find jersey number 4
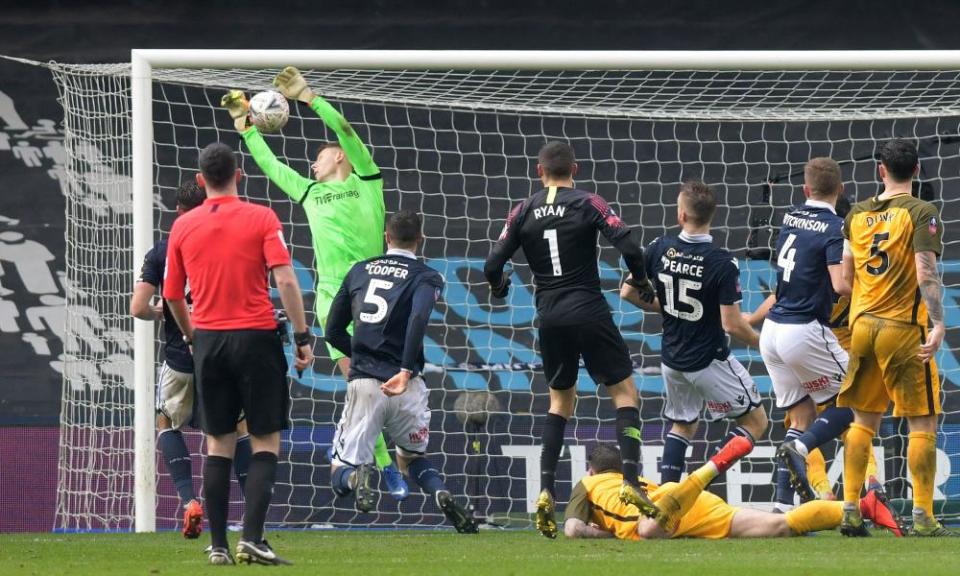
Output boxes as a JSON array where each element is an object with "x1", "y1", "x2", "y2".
[
  {"x1": 777, "y1": 233, "x2": 798, "y2": 282},
  {"x1": 360, "y1": 279, "x2": 394, "y2": 323},
  {"x1": 658, "y1": 273, "x2": 704, "y2": 321}
]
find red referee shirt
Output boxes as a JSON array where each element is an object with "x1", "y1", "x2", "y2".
[{"x1": 162, "y1": 195, "x2": 291, "y2": 330}]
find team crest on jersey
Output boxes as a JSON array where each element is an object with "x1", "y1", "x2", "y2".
[
  {"x1": 666, "y1": 247, "x2": 677, "y2": 258},
  {"x1": 930, "y1": 217, "x2": 939, "y2": 234}
]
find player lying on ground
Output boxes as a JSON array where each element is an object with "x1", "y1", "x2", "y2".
[
  {"x1": 563, "y1": 441, "x2": 903, "y2": 540},
  {"x1": 484, "y1": 141, "x2": 658, "y2": 538},
  {"x1": 744, "y1": 191, "x2": 882, "y2": 508},
  {"x1": 324, "y1": 210, "x2": 478, "y2": 532},
  {"x1": 838, "y1": 139, "x2": 955, "y2": 537},
  {"x1": 130, "y1": 179, "x2": 251, "y2": 539},
  {"x1": 222, "y1": 67, "x2": 408, "y2": 501},
  {"x1": 621, "y1": 180, "x2": 767, "y2": 487}
]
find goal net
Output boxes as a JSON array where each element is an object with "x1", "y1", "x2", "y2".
[{"x1": 48, "y1": 55, "x2": 960, "y2": 531}]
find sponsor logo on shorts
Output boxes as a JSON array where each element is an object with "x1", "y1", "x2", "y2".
[
  {"x1": 803, "y1": 375, "x2": 831, "y2": 393},
  {"x1": 409, "y1": 426, "x2": 429, "y2": 444},
  {"x1": 706, "y1": 400, "x2": 733, "y2": 414}
]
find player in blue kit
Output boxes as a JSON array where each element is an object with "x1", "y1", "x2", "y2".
[
  {"x1": 130, "y1": 179, "x2": 252, "y2": 539},
  {"x1": 757, "y1": 159, "x2": 865, "y2": 512},
  {"x1": 324, "y1": 210, "x2": 478, "y2": 533},
  {"x1": 621, "y1": 181, "x2": 768, "y2": 484}
]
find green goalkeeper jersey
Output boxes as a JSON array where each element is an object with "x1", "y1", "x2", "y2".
[{"x1": 241, "y1": 95, "x2": 385, "y2": 297}]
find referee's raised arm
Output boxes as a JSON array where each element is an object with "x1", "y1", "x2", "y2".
[{"x1": 162, "y1": 142, "x2": 311, "y2": 566}]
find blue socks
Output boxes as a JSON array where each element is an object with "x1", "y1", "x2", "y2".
[
  {"x1": 660, "y1": 432, "x2": 690, "y2": 483},
  {"x1": 234, "y1": 434, "x2": 252, "y2": 496},
  {"x1": 158, "y1": 429, "x2": 195, "y2": 506},
  {"x1": 797, "y1": 406, "x2": 855, "y2": 452},
  {"x1": 776, "y1": 427, "x2": 803, "y2": 508},
  {"x1": 407, "y1": 457, "x2": 447, "y2": 496}
]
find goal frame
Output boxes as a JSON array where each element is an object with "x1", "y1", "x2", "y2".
[{"x1": 130, "y1": 49, "x2": 960, "y2": 532}]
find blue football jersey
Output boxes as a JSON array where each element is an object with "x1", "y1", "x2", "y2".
[
  {"x1": 645, "y1": 233, "x2": 742, "y2": 372},
  {"x1": 767, "y1": 201, "x2": 844, "y2": 325},
  {"x1": 326, "y1": 250, "x2": 444, "y2": 382},
  {"x1": 138, "y1": 239, "x2": 193, "y2": 373}
]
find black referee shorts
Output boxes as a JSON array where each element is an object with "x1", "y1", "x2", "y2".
[
  {"x1": 539, "y1": 316, "x2": 634, "y2": 391},
  {"x1": 192, "y1": 328, "x2": 289, "y2": 436}
]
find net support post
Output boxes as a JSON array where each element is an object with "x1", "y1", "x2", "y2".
[{"x1": 131, "y1": 49, "x2": 156, "y2": 533}]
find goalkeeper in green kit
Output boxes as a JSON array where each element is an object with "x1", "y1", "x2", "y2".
[{"x1": 221, "y1": 67, "x2": 409, "y2": 501}]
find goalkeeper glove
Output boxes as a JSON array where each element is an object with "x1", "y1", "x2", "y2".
[
  {"x1": 490, "y1": 275, "x2": 511, "y2": 299},
  {"x1": 273, "y1": 66, "x2": 316, "y2": 104},
  {"x1": 220, "y1": 90, "x2": 251, "y2": 131},
  {"x1": 625, "y1": 275, "x2": 656, "y2": 304}
]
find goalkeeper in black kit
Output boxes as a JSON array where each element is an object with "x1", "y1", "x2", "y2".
[{"x1": 483, "y1": 141, "x2": 657, "y2": 538}]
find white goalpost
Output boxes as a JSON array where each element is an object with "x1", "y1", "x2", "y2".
[{"x1": 47, "y1": 50, "x2": 960, "y2": 533}]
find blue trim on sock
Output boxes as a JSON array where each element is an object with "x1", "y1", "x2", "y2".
[
  {"x1": 406, "y1": 457, "x2": 447, "y2": 495},
  {"x1": 158, "y1": 429, "x2": 195, "y2": 505},
  {"x1": 332, "y1": 466, "x2": 355, "y2": 497}
]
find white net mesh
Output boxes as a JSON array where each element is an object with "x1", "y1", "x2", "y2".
[{"x1": 50, "y1": 62, "x2": 960, "y2": 531}]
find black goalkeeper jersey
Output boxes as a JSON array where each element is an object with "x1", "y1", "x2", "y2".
[{"x1": 484, "y1": 186, "x2": 646, "y2": 327}]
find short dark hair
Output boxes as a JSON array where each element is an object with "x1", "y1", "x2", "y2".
[
  {"x1": 538, "y1": 141, "x2": 576, "y2": 179},
  {"x1": 679, "y1": 180, "x2": 716, "y2": 227},
  {"x1": 879, "y1": 139, "x2": 918, "y2": 183},
  {"x1": 198, "y1": 142, "x2": 237, "y2": 188},
  {"x1": 316, "y1": 142, "x2": 341, "y2": 155},
  {"x1": 588, "y1": 444, "x2": 622, "y2": 474},
  {"x1": 805, "y1": 157, "x2": 842, "y2": 198},
  {"x1": 176, "y1": 179, "x2": 205, "y2": 211},
  {"x1": 835, "y1": 194, "x2": 851, "y2": 219},
  {"x1": 387, "y1": 209, "x2": 422, "y2": 246}
]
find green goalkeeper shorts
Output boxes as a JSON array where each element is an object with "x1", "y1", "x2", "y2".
[{"x1": 315, "y1": 287, "x2": 352, "y2": 362}]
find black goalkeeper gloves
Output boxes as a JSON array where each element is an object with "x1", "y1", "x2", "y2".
[
  {"x1": 625, "y1": 275, "x2": 656, "y2": 304},
  {"x1": 490, "y1": 275, "x2": 511, "y2": 299}
]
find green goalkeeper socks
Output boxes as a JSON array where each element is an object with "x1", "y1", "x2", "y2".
[{"x1": 374, "y1": 433, "x2": 393, "y2": 470}]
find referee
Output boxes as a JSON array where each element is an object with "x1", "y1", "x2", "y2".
[{"x1": 163, "y1": 142, "x2": 313, "y2": 566}]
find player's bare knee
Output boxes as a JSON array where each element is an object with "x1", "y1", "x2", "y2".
[
  {"x1": 608, "y1": 377, "x2": 639, "y2": 408},
  {"x1": 907, "y1": 414, "x2": 937, "y2": 434},
  {"x1": 396, "y1": 454, "x2": 414, "y2": 476},
  {"x1": 156, "y1": 413, "x2": 171, "y2": 430},
  {"x1": 739, "y1": 404, "x2": 768, "y2": 438},
  {"x1": 548, "y1": 388, "x2": 577, "y2": 419},
  {"x1": 670, "y1": 420, "x2": 698, "y2": 440}
]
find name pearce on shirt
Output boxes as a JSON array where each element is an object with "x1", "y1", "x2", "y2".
[
  {"x1": 365, "y1": 258, "x2": 411, "y2": 279},
  {"x1": 783, "y1": 211, "x2": 831, "y2": 233},
  {"x1": 661, "y1": 247, "x2": 706, "y2": 277}
]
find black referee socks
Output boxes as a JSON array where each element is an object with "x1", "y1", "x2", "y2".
[
  {"x1": 203, "y1": 455, "x2": 232, "y2": 549},
  {"x1": 243, "y1": 451, "x2": 278, "y2": 544}
]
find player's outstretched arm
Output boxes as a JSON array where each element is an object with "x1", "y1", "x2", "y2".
[
  {"x1": 721, "y1": 303, "x2": 760, "y2": 348},
  {"x1": 916, "y1": 250, "x2": 945, "y2": 362},
  {"x1": 221, "y1": 90, "x2": 316, "y2": 204},
  {"x1": 827, "y1": 264, "x2": 851, "y2": 297},
  {"x1": 274, "y1": 66, "x2": 379, "y2": 178},
  {"x1": 742, "y1": 293, "x2": 776, "y2": 327},
  {"x1": 324, "y1": 278, "x2": 354, "y2": 359},
  {"x1": 563, "y1": 518, "x2": 615, "y2": 539}
]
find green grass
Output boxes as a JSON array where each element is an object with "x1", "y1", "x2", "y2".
[{"x1": 1, "y1": 530, "x2": 958, "y2": 576}]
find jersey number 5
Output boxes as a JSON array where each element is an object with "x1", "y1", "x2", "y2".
[
  {"x1": 360, "y1": 279, "x2": 394, "y2": 323},
  {"x1": 866, "y1": 232, "x2": 890, "y2": 276},
  {"x1": 658, "y1": 273, "x2": 704, "y2": 321}
]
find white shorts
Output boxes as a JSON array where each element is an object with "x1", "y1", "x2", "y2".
[
  {"x1": 662, "y1": 355, "x2": 761, "y2": 423},
  {"x1": 331, "y1": 377, "x2": 431, "y2": 467},
  {"x1": 760, "y1": 319, "x2": 848, "y2": 408},
  {"x1": 156, "y1": 363, "x2": 194, "y2": 430}
]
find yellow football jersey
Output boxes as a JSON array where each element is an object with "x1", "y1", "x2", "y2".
[
  {"x1": 830, "y1": 295, "x2": 852, "y2": 350},
  {"x1": 844, "y1": 195, "x2": 942, "y2": 326}
]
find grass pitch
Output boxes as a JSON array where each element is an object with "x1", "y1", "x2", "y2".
[{"x1": 1, "y1": 529, "x2": 958, "y2": 576}]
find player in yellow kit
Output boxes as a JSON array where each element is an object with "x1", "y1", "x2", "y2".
[
  {"x1": 838, "y1": 139, "x2": 954, "y2": 537},
  {"x1": 563, "y1": 442, "x2": 901, "y2": 540}
]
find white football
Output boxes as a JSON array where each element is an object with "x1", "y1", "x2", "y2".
[{"x1": 248, "y1": 90, "x2": 289, "y2": 133}]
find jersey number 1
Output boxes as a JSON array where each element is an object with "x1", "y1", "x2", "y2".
[
  {"x1": 543, "y1": 229, "x2": 562, "y2": 276},
  {"x1": 360, "y1": 279, "x2": 394, "y2": 323}
]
